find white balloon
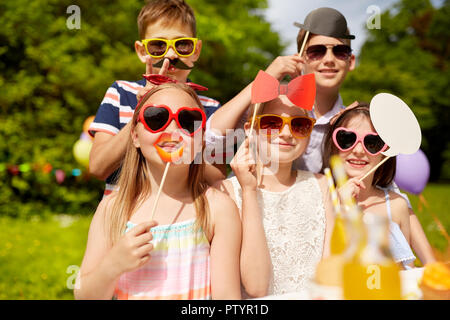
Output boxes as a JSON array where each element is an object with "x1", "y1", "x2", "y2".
[{"x1": 369, "y1": 93, "x2": 421, "y2": 156}]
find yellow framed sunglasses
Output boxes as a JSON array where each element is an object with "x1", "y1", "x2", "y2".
[
  {"x1": 141, "y1": 37, "x2": 198, "y2": 58},
  {"x1": 255, "y1": 114, "x2": 316, "y2": 139}
]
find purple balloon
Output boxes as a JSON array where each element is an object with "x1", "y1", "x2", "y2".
[
  {"x1": 80, "y1": 132, "x2": 91, "y2": 141},
  {"x1": 394, "y1": 149, "x2": 430, "y2": 195}
]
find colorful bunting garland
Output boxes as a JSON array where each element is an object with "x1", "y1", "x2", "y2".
[
  {"x1": 1, "y1": 116, "x2": 96, "y2": 185},
  {"x1": 0, "y1": 162, "x2": 90, "y2": 184}
]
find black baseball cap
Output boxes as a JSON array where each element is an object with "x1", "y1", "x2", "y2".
[{"x1": 294, "y1": 7, "x2": 355, "y2": 40}]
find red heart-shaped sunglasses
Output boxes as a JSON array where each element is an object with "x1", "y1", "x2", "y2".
[{"x1": 138, "y1": 104, "x2": 206, "y2": 136}]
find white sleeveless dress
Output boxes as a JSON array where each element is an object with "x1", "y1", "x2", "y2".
[{"x1": 229, "y1": 170, "x2": 326, "y2": 296}]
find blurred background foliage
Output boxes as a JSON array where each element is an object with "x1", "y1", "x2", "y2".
[
  {"x1": 0, "y1": 0, "x2": 448, "y2": 219},
  {"x1": 0, "y1": 0, "x2": 283, "y2": 218},
  {"x1": 340, "y1": 0, "x2": 450, "y2": 181}
]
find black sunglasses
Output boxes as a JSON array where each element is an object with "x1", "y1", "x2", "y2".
[{"x1": 305, "y1": 44, "x2": 352, "y2": 61}]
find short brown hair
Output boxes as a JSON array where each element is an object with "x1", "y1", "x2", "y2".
[
  {"x1": 137, "y1": 0, "x2": 197, "y2": 39},
  {"x1": 296, "y1": 29, "x2": 352, "y2": 53},
  {"x1": 321, "y1": 102, "x2": 396, "y2": 188}
]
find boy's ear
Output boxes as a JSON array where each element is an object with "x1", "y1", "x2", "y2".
[
  {"x1": 191, "y1": 39, "x2": 202, "y2": 62},
  {"x1": 135, "y1": 41, "x2": 148, "y2": 64},
  {"x1": 348, "y1": 53, "x2": 356, "y2": 71}
]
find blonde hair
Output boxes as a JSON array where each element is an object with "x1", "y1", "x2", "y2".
[
  {"x1": 106, "y1": 83, "x2": 210, "y2": 245},
  {"x1": 137, "y1": 0, "x2": 197, "y2": 39}
]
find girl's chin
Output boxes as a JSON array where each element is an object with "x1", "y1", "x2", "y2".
[{"x1": 147, "y1": 150, "x2": 195, "y2": 166}]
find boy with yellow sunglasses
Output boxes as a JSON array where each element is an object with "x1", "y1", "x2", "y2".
[{"x1": 88, "y1": 0, "x2": 225, "y2": 196}]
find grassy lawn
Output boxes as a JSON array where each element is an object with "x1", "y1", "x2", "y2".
[
  {"x1": 406, "y1": 182, "x2": 450, "y2": 258},
  {"x1": 0, "y1": 183, "x2": 449, "y2": 300},
  {"x1": 0, "y1": 214, "x2": 91, "y2": 299}
]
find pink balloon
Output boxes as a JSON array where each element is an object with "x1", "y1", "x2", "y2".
[
  {"x1": 55, "y1": 169, "x2": 66, "y2": 184},
  {"x1": 394, "y1": 149, "x2": 430, "y2": 195}
]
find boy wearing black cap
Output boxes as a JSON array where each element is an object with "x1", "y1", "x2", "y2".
[{"x1": 292, "y1": 7, "x2": 356, "y2": 173}]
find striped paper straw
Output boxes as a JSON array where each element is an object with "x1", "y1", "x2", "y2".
[
  {"x1": 324, "y1": 167, "x2": 341, "y2": 217},
  {"x1": 330, "y1": 155, "x2": 360, "y2": 220}
]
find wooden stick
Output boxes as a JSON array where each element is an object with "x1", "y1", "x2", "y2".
[
  {"x1": 248, "y1": 103, "x2": 262, "y2": 186},
  {"x1": 248, "y1": 102, "x2": 260, "y2": 144},
  {"x1": 358, "y1": 156, "x2": 391, "y2": 183},
  {"x1": 298, "y1": 30, "x2": 310, "y2": 57},
  {"x1": 150, "y1": 162, "x2": 171, "y2": 221}
]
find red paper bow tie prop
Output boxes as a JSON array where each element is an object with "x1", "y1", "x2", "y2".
[
  {"x1": 143, "y1": 74, "x2": 208, "y2": 91},
  {"x1": 251, "y1": 70, "x2": 316, "y2": 110}
]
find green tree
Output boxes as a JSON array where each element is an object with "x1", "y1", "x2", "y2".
[
  {"x1": 341, "y1": 0, "x2": 450, "y2": 181},
  {"x1": 0, "y1": 0, "x2": 283, "y2": 217}
]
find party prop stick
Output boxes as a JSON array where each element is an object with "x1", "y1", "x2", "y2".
[
  {"x1": 248, "y1": 102, "x2": 263, "y2": 187},
  {"x1": 324, "y1": 168, "x2": 341, "y2": 216},
  {"x1": 298, "y1": 30, "x2": 309, "y2": 57},
  {"x1": 359, "y1": 93, "x2": 422, "y2": 183},
  {"x1": 248, "y1": 102, "x2": 261, "y2": 145},
  {"x1": 150, "y1": 162, "x2": 170, "y2": 221},
  {"x1": 151, "y1": 133, "x2": 184, "y2": 221},
  {"x1": 358, "y1": 155, "x2": 391, "y2": 183}
]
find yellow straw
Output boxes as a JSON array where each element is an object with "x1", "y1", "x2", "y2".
[
  {"x1": 330, "y1": 155, "x2": 361, "y2": 222},
  {"x1": 325, "y1": 167, "x2": 348, "y2": 254},
  {"x1": 324, "y1": 167, "x2": 341, "y2": 217}
]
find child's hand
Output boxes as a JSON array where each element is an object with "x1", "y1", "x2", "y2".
[
  {"x1": 264, "y1": 55, "x2": 303, "y2": 80},
  {"x1": 338, "y1": 177, "x2": 366, "y2": 202},
  {"x1": 136, "y1": 57, "x2": 170, "y2": 101},
  {"x1": 231, "y1": 138, "x2": 257, "y2": 191},
  {"x1": 104, "y1": 220, "x2": 158, "y2": 278}
]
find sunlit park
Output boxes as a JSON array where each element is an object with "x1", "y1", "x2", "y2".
[{"x1": 0, "y1": 0, "x2": 449, "y2": 300}]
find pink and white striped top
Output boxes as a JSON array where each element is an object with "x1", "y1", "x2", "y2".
[{"x1": 113, "y1": 218, "x2": 211, "y2": 300}]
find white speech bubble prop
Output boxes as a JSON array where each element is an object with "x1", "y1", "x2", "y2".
[
  {"x1": 359, "y1": 93, "x2": 421, "y2": 182},
  {"x1": 370, "y1": 93, "x2": 421, "y2": 157}
]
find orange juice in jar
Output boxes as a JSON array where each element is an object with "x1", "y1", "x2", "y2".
[
  {"x1": 342, "y1": 212, "x2": 401, "y2": 300},
  {"x1": 343, "y1": 261, "x2": 401, "y2": 300}
]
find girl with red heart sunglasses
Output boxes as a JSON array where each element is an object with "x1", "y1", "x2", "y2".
[{"x1": 76, "y1": 83, "x2": 241, "y2": 300}]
